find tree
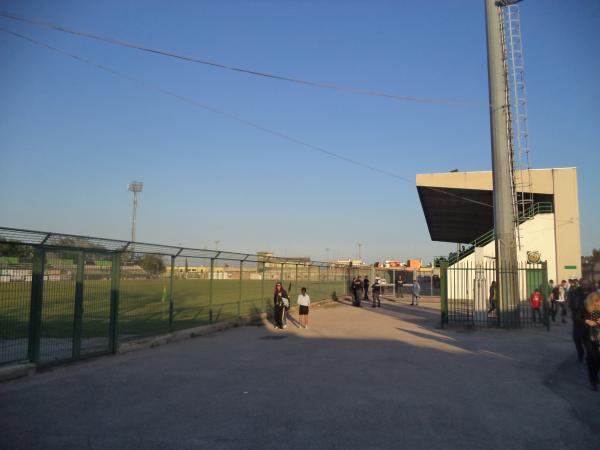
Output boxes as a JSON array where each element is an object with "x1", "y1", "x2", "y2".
[
  {"x1": 434, "y1": 256, "x2": 449, "y2": 267},
  {"x1": 136, "y1": 254, "x2": 166, "y2": 277},
  {"x1": 0, "y1": 240, "x2": 34, "y2": 261}
]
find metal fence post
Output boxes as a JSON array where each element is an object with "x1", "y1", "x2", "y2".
[
  {"x1": 541, "y1": 261, "x2": 550, "y2": 331},
  {"x1": 109, "y1": 252, "x2": 121, "y2": 353},
  {"x1": 317, "y1": 265, "x2": 321, "y2": 300},
  {"x1": 209, "y1": 258, "x2": 215, "y2": 323},
  {"x1": 430, "y1": 273, "x2": 433, "y2": 297},
  {"x1": 346, "y1": 266, "x2": 351, "y2": 296},
  {"x1": 27, "y1": 247, "x2": 45, "y2": 364},
  {"x1": 169, "y1": 255, "x2": 175, "y2": 331},
  {"x1": 261, "y1": 261, "x2": 266, "y2": 313},
  {"x1": 72, "y1": 251, "x2": 85, "y2": 359},
  {"x1": 238, "y1": 260, "x2": 243, "y2": 317},
  {"x1": 440, "y1": 261, "x2": 449, "y2": 328},
  {"x1": 295, "y1": 264, "x2": 298, "y2": 288}
]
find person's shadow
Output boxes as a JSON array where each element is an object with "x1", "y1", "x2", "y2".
[{"x1": 285, "y1": 310, "x2": 302, "y2": 328}]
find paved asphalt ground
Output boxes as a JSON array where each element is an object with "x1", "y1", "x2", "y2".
[{"x1": 1, "y1": 295, "x2": 599, "y2": 450}]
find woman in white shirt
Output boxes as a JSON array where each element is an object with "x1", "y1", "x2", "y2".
[{"x1": 297, "y1": 287, "x2": 311, "y2": 329}]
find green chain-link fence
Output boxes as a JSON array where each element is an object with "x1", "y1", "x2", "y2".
[{"x1": 0, "y1": 227, "x2": 352, "y2": 367}]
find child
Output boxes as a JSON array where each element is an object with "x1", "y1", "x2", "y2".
[
  {"x1": 297, "y1": 287, "x2": 311, "y2": 329},
  {"x1": 530, "y1": 288, "x2": 543, "y2": 323}
]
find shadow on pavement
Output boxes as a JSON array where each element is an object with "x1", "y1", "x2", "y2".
[{"x1": 1, "y1": 296, "x2": 597, "y2": 450}]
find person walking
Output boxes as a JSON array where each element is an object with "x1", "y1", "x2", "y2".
[
  {"x1": 297, "y1": 287, "x2": 311, "y2": 329},
  {"x1": 583, "y1": 291, "x2": 600, "y2": 391},
  {"x1": 372, "y1": 278, "x2": 381, "y2": 308},
  {"x1": 549, "y1": 280, "x2": 558, "y2": 323},
  {"x1": 396, "y1": 275, "x2": 404, "y2": 298},
  {"x1": 273, "y1": 282, "x2": 289, "y2": 330},
  {"x1": 411, "y1": 279, "x2": 421, "y2": 306},
  {"x1": 363, "y1": 276, "x2": 370, "y2": 302},
  {"x1": 569, "y1": 279, "x2": 591, "y2": 362},
  {"x1": 557, "y1": 280, "x2": 568, "y2": 324},
  {"x1": 487, "y1": 281, "x2": 497, "y2": 315}
]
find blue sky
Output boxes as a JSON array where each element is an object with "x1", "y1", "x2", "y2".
[{"x1": 0, "y1": 0, "x2": 598, "y2": 263}]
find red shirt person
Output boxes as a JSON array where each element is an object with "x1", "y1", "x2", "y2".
[{"x1": 530, "y1": 289, "x2": 543, "y2": 323}]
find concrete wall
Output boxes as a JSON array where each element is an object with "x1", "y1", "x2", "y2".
[
  {"x1": 518, "y1": 213, "x2": 557, "y2": 282},
  {"x1": 551, "y1": 169, "x2": 582, "y2": 281},
  {"x1": 416, "y1": 168, "x2": 557, "y2": 193}
]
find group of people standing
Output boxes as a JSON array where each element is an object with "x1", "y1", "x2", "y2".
[
  {"x1": 273, "y1": 273, "x2": 600, "y2": 391},
  {"x1": 567, "y1": 278, "x2": 600, "y2": 391},
  {"x1": 487, "y1": 277, "x2": 600, "y2": 391},
  {"x1": 350, "y1": 275, "x2": 421, "y2": 307},
  {"x1": 350, "y1": 276, "x2": 382, "y2": 308},
  {"x1": 273, "y1": 283, "x2": 311, "y2": 330}
]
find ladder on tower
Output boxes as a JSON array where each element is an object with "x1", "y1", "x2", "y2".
[{"x1": 500, "y1": 3, "x2": 534, "y2": 249}]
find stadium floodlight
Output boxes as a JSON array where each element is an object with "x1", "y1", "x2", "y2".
[{"x1": 128, "y1": 181, "x2": 144, "y2": 245}]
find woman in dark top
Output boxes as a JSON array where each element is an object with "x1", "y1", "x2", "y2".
[
  {"x1": 583, "y1": 291, "x2": 600, "y2": 391},
  {"x1": 273, "y1": 282, "x2": 288, "y2": 330}
]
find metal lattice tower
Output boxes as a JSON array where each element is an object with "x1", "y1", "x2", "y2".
[{"x1": 501, "y1": 3, "x2": 534, "y2": 246}]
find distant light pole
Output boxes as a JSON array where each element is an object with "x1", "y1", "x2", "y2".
[
  {"x1": 127, "y1": 181, "x2": 143, "y2": 248},
  {"x1": 357, "y1": 243, "x2": 362, "y2": 263},
  {"x1": 214, "y1": 240, "x2": 220, "y2": 251},
  {"x1": 325, "y1": 248, "x2": 331, "y2": 262}
]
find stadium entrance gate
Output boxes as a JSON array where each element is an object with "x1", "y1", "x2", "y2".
[{"x1": 439, "y1": 260, "x2": 550, "y2": 329}]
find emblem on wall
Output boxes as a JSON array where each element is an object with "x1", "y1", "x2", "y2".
[{"x1": 527, "y1": 251, "x2": 541, "y2": 264}]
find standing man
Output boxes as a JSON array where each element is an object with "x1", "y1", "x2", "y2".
[
  {"x1": 411, "y1": 279, "x2": 421, "y2": 306},
  {"x1": 396, "y1": 275, "x2": 404, "y2": 298},
  {"x1": 549, "y1": 280, "x2": 558, "y2": 323},
  {"x1": 557, "y1": 280, "x2": 568, "y2": 324},
  {"x1": 352, "y1": 276, "x2": 363, "y2": 307},
  {"x1": 363, "y1": 276, "x2": 370, "y2": 302},
  {"x1": 372, "y1": 278, "x2": 381, "y2": 308}
]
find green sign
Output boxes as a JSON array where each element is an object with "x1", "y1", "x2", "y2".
[{"x1": 564, "y1": 265, "x2": 577, "y2": 270}]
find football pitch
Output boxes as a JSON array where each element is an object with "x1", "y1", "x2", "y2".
[{"x1": 1, "y1": 278, "x2": 346, "y2": 341}]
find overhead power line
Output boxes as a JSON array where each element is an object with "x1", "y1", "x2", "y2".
[
  {"x1": 0, "y1": 10, "x2": 484, "y2": 108},
  {"x1": 0, "y1": 26, "x2": 492, "y2": 209}
]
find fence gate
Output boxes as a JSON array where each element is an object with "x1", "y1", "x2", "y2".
[
  {"x1": 440, "y1": 261, "x2": 550, "y2": 329},
  {"x1": 36, "y1": 249, "x2": 117, "y2": 365}
]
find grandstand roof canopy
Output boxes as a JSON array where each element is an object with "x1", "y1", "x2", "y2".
[{"x1": 416, "y1": 170, "x2": 555, "y2": 244}]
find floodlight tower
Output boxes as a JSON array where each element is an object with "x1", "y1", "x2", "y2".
[
  {"x1": 128, "y1": 181, "x2": 144, "y2": 245},
  {"x1": 485, "y1": 0, "x2": 521, "y2": 326},
  {"x1": 502, "y1": 1, "x2": 534, "y2": 243}
]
